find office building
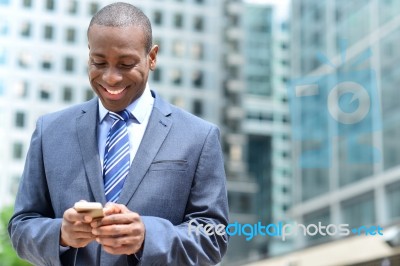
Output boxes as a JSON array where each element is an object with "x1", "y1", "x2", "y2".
[
  {"x1": 222, "y1": 0, "x2": 291, "y2": 263},
  {"x1": 287, "y1": 0, "x2": 400, "y2": 256}
]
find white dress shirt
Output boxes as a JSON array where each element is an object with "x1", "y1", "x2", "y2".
[{"x1": 97, "y1": 83, "x2": 154, "y2": 170}]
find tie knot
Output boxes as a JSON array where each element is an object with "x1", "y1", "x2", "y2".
[{"x1": 109, "y1": 110, "x2": 131, "y2": 122}]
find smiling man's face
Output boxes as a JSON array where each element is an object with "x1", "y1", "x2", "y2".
[{"x1": 87, "y1": 24, "x2": 158, "y2": 112}]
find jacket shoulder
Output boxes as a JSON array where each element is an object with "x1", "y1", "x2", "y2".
[{"x1": 40, "y1": 98, "x2": 97, "y2": 122}]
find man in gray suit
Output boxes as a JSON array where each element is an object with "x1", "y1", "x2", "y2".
[{"x1": 8, "y1": 2, "x2": 229, "y2": 265}]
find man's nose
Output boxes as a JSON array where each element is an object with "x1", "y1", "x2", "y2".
[{"x1": 103, "y1": 67, "x2": 123, "y2": 85}]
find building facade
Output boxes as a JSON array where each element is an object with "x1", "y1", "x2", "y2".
[
  {"x1": 222, "y1": 0, "x2": 291, "y2": 263},
  {"x1": 288, "y1": 0, "x2": 400, "y2": 253}
]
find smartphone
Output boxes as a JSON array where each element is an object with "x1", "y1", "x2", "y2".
[{"x1": 74, "y1": 202, "x2": 104, "y2": 218}]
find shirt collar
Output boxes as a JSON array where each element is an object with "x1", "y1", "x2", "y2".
[{"x1": 98, "y1": 83, "x2": 153, "y2": 124}]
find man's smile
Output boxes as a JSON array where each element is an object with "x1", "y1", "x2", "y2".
[{"x1": 101, "y1": 85, "x2": 127, "y2": 95}]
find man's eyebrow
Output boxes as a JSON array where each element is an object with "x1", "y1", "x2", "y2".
[
  {"x1": 89, "y1": 53, "x2": 106, "y2": 58},
  {"x1": 118, "y1": 54, "x2": 139, "y2": 59},
  {"x1": 89, "y1": 53, "x2": 139, "y2": 59}
]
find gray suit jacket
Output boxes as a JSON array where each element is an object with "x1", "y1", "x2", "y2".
[{"x1": 8, "y1": 91, "x2": 229, "y2": 266}]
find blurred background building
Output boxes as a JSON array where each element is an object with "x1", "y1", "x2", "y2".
[
  {"x1": 251, "y1": 0, "x2": 400, "y2": 265},
  {"x1": 3, "y1": 0, "x2": 400, "y2": 265},
  {"x1": 222, "y1": 0, "x2": 291, "y2": 263},
  {"x1": 289, "y1": 0, "x2": 400, "y2": 249}
]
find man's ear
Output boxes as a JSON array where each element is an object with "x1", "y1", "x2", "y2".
[{"x1": 148, "y1": 45, "x2": 159, "y2": 71}]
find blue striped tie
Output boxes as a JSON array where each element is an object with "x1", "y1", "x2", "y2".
[{"x1": 103, "y1": 110, "x2": 131, "y2": 202}]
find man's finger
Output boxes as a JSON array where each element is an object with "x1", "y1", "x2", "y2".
[
  {"x1": 103, "y1": 203, "x2": 128, "y2": 216},
  {"x1": 97, "y1": 212, "x2": 139, "y2": 227},
  {"x1": 72, "y1": 231, "x2": 95, "y2": 239},
  {"x1": 92, "y1": 222, "x2": 143, "y2": 237},
  {"x1": 73, "y1": 222, "x2": 95, "y2": 233},
  {"x1": 64, "y1": 208, "x2": 93, "y2": 223}
]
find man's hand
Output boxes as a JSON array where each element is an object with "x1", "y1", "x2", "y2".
[
  {"x1": 90, "y1": 203, "x2": 145, "y2": 255},
  {"x1": 60, "y1": 206, "x2": 96, "y2": 248}
]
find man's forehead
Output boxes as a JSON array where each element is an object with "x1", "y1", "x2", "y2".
[
  {"x1": 88, "y1": 24, "x2": 142, "y2": 32},
  {"x1": 88, "y1": 25, "x2": 144, "y2": 41}
]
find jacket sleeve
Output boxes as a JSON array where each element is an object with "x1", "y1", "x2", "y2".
[
  {"x1": 138, "y1": 126, "x2": 229, "y2": 265},
  {"x1": 8, "y1": 117, "x2": 77, "y2": 266}
]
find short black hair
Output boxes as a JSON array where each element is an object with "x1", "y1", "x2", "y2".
[{"x1": 88, "y1": 2, "x2": 152, "y2": 53}]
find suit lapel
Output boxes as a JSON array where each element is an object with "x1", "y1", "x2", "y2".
[
  {"x1": 118, "y1": 92, "x2": 172, "y2": 206},
  {"x1": 76, "y1": 99, "x2": 107, "y2": 204}
]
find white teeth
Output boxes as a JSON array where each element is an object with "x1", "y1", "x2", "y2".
[{"x1": 105, "y1": 87, "x2": 125, "y2": 95}]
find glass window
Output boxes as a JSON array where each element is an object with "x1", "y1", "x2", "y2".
[
  {"x1": 62, "y1": 86, "x2": 73, "y2": 102},
  {"x1": 15, "y1": 112, "x2": 25, "y2": 128},
  {"x1": 39, "y1": 83, "x2": 52, "y2": 101},
  {"x1": 85, "y1": 88, "x2": 94, "y2": 101},
  {"x1": 228, "y1": 191, "x2": 255, "y2": 214},
  {"x1": 22, "y1": 0, "x2": 32, "y2": 7},
  {"x1": 172, "y1": 40, "x2": 185, "y2": 57},
  {"x1": 303, "y1": 208, "x2": 331, "y2": 244},
  {"x1": 191, "y1": 42, "x2": 203, "y2": 60},
  {"x1": 89, "y1": 2, "x2": 99, "y2": 16},
  {"x1": 338, "y1": 135, "x2": 374, "y2": 187},
  {"x1": 0, "y1": 20, "x2": 8, "y2": 35},
  {"x1": 40, "y1": 91, "x2": 48, "y2": 100},
  {"x1": 229, "y1": 14, "x2": 240, "y2": 27},
  {"x1": 18, "y1": 51, "x2": 32, "y2": 68},
  {"x1": 66, "y1": 27, "x2": 76, "y2": 43},
  {"x1": 301, "y1": 168, "x2": 329, "y2": 201},
  {"x1": 67, "y1": 0, "x2": 78, "y2": 14},
  {"x1": 41, "y1": 60, "x2": 51, "y2": 70},
  {"x1": 153, "y1": 68, "x2": 162, "y2": 82},
  {"x1": 281, "y1": 21, "x2": 289, "y2": 31},
  {"x1": 64, "y1": 56, "x2": 74, "y2": 72},
  {"x1": 387, "y1": 182, "x2": 400, "y2": 221},
  {"x1": 46, "y1": 0, "x2": 54, "y2": 11},
  {"x1": 341, "y1": 192, "x2": 375, "y2": 227},
  {"x1": 13, "y1": 81, "x2": 28, "y2": 98},
  {"x1": 170, "y1": 69, "x2": 182, "y2": 85},
  {"x1": 192, "y1": 70, "x2": 203, "y2": 88},
  {"x1": 12, "y1": 142, "x2": 24, "y2": 159},
  {"x1": 193, "y1": 16, "x2": 204, "y2": 32},
  {"x1": 171, "y1": 97, "x2": 184, "y2": 108},
  {"x1": 44, "y1": 25, "x2": 54, "y2": 40},
  {"x1": 193, "y1": 100, "x2": 203, "y2": 116},
  {"x1": 154, "y1": 11, "x2": 162, "y2": 25},
  {"x1": 173, "y1": 13, "x2": 183, "y2": 28},
  {"x1": 20, "y1": 22, "x2": 31, "y2": 37},
  {"x1": 41, "y1": 54, "x2": 52, "y2": 70}
]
